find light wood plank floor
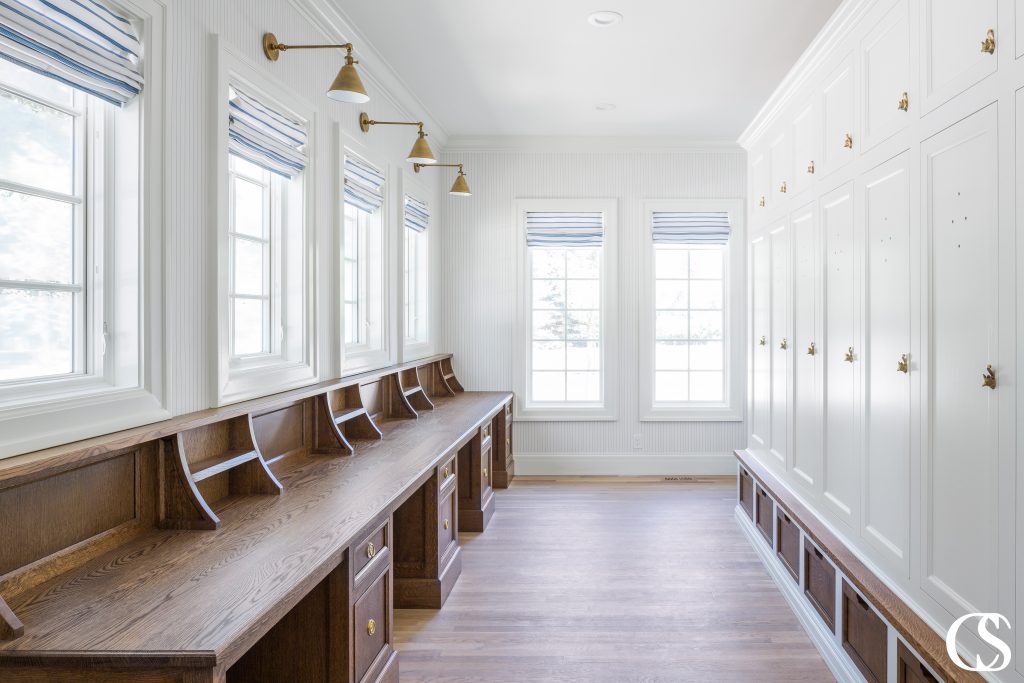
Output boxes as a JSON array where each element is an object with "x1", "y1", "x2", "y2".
[{"x1": 395, "y1": 477, "x2": 834, "y2": 682}]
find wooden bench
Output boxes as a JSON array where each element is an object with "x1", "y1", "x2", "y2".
[{"x1": 0, "y1": 354, "x2": 513, "y2": 682}]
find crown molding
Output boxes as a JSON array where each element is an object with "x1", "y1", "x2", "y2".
[
  {"x1": 443, "y1": 135, "x2": 744, "y2": 154},
  {"x1": 287, "y1": 0, "x2": 449, "y2": 147},
  {"x1": 736, "y1": 0, "x2": 874, "y2": 150}
]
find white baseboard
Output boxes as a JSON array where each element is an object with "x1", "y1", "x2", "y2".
[
  {"x1": 514, "y1": 452, "x2": 736, "y2": 476},
  {"x1": 734, "y1": 506, "x2": 863, "y2": 683}
]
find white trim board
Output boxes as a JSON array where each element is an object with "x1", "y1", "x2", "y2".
[{"x1": 515, "y1": 453, "x2": 736, "y2": 476}]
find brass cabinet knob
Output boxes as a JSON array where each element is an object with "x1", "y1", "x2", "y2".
[
  {"x1": 981, "y1": 28, "x2": 996, "y2": 54},
  {"x1": 807, "y1": 341, "x2": 816, "y2": 356},
  {"x1": 443, "y1": 518, "x2": 450, "y2": 530},
  {"x1": 759, "y1": 335, "x2": 767, "y2": 346},
  {"x1": 483, "y1": 468, "x2": 489, "y2": 478},
  {"x1": 366, "y1": 542, "x2": 376, "y2": 558},
  {"x1": 897, "y1": 354, "x2": 909, "y2": 374},
  {"x1": 442, "y1": 466, "x2": 450, "y2": 478},
  {"x1": 779, "y1": 338, "x2": 788, "y2": 350},
  {"x1": 807, "y1": 160, "x2": 816, "y2": 174},
  {"x1": 779, "y1": 181, "x2": 788, "y2": 193},
  {"x1": 367, "y1": 618, "x2": 376, "y2": 636},
  {"x1": 759, "y1": 196, "x2": 766, "y2": 207},
  {"x1": 897, "y1": 92, "x2": 909, "y2": 111},
  {"x1": 844, "y1": 346, "x2": 855, "y2": 363},
  {"x1": 844, "y1": 133, "x2": 854, "y2": 149},
  {"x1": 983, "y1": 364, "x2": 997, "y2": 389}
]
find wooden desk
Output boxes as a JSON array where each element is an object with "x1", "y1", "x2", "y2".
[{"x1": 0, "y1": 355, "x2": 512, "y2": 682}]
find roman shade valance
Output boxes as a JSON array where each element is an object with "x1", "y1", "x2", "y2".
[
  {"x1": 526, "y1": 212, "x2": 604, "y2": 247},
  {"x1": 344, "y1": 156, "x2": 385, "y2": 213},
  {"x1": 651, "y1": 211, "x2": 731, "y2": 245},
  {"x1": 228, "y1": 87, "x2": 307, "y2": 179},
  {"x1": 404, "y1": 196, "x2": 429, "y2": 233},
  {"x1": 0, "y1": 0, "x2": 144, "y2": 106}
]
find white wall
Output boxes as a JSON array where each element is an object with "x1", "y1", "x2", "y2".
[
  {"x1": 438, "y1": 144, "x2": 748, "y2": 474},
  {"x1": 163, "y1": 0, "x2": 444, "y2": 415}
]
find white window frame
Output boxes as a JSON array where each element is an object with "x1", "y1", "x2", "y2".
[
  {"x1": 340, "y1": 138, "x2": 395, "y2": 375},
  {"x1": 639, "y1": 198, "x2": 745, "y2": 421},
  {"x1": 401, "y1": 170, "x2": 432, "y2": 361},
  {"x1": 0, "y1": 0, "x2": 168, "y2": 460},
  {"x1": 514, "y1": 198, "x2": 618, "y2": 421},
  {"x1": 214, "y1": 40, "x2": 317, "y2": 406}
]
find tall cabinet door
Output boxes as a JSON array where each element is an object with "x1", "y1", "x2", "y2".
[
  {"x1": 861, "y1": 152, "x2": 912, "y2": 577},
  {"x1": 769, "y1": 222, "x2": 791, "y2": 467},
  {"x1": 750, "y1": 236, "x2": 772, "y2": 455},
  {"x1": 751, "y1": 150, "x2": 770, "y2": 214},
  {"x1": 920, "y1": 0, "x2": 998, "y2": 113},
  {"x1": 791, "y1": 203, "x2": 821, "y2": 494},
  {"x1": 822, "y1": 182, "x2": 859, "y2": 529},
  {"x1": 862, "y1": 0, "x2": 911, "y2": 150},
  {"x1": 921, "y1": 105, "x2": 1000, "y2": 617},
  {"x1": 770, "y1": 132, "x2": 793, "y2": 203},
  {"x1": 822, "y1": 54, "x2": 856, "y2": 176},
  {"x1": 792, "y1": 98, "x2": 819, "y2": 195}
]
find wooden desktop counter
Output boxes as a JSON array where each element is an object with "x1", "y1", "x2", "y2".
[{"x1": 0, "y1": 354, "x2": 513, "y2": 683}]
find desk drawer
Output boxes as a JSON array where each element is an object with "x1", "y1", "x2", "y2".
[
  {"x1": 353, "y1": 518, "x2": 388, "y2": 583},
  {"x1": 438, "y1": 455, "x2": 456, "y2": 491},
  {"x1": 438, "y1": 487, "x2": 457, "y2": 560},
  {"x1": 354, "y1": 566, "x2": 392, "y2": 683},
  {"x1": 842, "y1": 580, "x2": 887, "y2": 683},
  {"x1": 505, "y1": 400, "x2": 512, "y2": 420},
  {"x1": 755, "y1": 485, "x2": 773, "y2": 546},
  {"x1": 897, "y1": 641, "x2": 939, "y2": 683},
  {"x1": 804, "y1": 541, "x2": 836, "y2": 631},
  {"x1": 481, "y1": 421, "x2": 492, "y2": 447},
  {"x1": 481, "y1": 443, "x2": 493, "y2": 493},
  {"x1": 776, "y1": 508, "x2": 800, "y2": 582},
  {"x1": 738, "y1": 467, "x2": 754, "y2": 521}
]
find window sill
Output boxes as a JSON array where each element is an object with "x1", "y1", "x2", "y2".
[
  {"x1": 639, "y1": 407, "x2": 743, "y2": 422},
  {"x1": 402, "y1": 340, "x2": 432, "y2": 362},
  {"x1": 219, "y1": 359, "x2": 317, "y2": 406},
  {"x1": 514, "y1": 408, "x2": 617, "y2": 422}
]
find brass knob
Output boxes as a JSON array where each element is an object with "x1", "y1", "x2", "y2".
[
  {"x1": 897, "y1": 92, "x2": 909, "y2": 111},
  {"x1": 506, "y1": 437, "x2": 511, "y2": 448},
  {"x1": 759, "y1": 196, "x2": 766, "y2": 207},
  {"x1": 366, "y1": 542, "x2": 376, "y2": 558},
  {"x1": 981, "y1": 29, "x2": 996, "y2": 54},
  {"x1": 779, "y1": 181, "x2": 788, "y2": 193},
  {"x1": 807, "y1": 160, "x2": 815, "y2": 174},
  {"x1": 483, "y1": 468, "x2": 489, "y2": 478},
  {"x1": 844, "y1": 347, "x2": 855, "y2": 363},
  {"x1": 759, "y1": 335, "x2": 766, "y2": 346},
  {"x1": 897, "y1": 354, "x2": 909, "y2": 374},
  {"x1": 443, "y1": 518, "x2": 450, "y2": 530},
  {"x1": 443, "y1": 466, "x2": 449, "y2": 478},
  {"x1": 807, "y1": 341, "x2": 816, "y2": 356},
  {"x1": 983, "y1": 364, "x2": 997, "y2": 389},
  {"x1": 779, "y1": 338, "x2": 788, "y2": 350},
  {"x1": 844, "y1": 133, "x2": 854, "y2": 149},
  {"x1": 367, "y1": 618, "x2": 376, "y2": 636}
]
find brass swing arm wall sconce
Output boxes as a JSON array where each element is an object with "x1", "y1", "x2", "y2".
[
  {"x1": 359, "y1": 113, "x2": 436, "y2": 164},
  {"x1": 262, "y1": 32, "x2": 369, "y2": 103},
  {"x1": 413, "y1": 162, "x2": 472, "y2": 196}
]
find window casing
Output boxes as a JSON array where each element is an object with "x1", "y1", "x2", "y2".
[
  {"x1": 404, "y1": 227, "x2": 428, "y2": 345},
  {"x1": 515, "y1": 199, "x2": 618, "y2": 421},
  {"x1": 640, "y1": 199, "x2": 745, "y2": 421}
]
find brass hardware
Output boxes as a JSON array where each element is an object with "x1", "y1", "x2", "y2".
[
  {"x1": 779, "y1": 338, "x2": 788, "y2": 350},
  {"x1": 779, "y1": 181, "x2": 788, "y2": 193},
  {"x1": 442, "y1": 466, "x2": 450, "y2": 478},
  {"x1": 366, "y1": 619, "x2": 376, "y2": 636},
  {"x1": 483, "y1": 468, "x2": 489, "y2": 478},
  {"x1": 982, "y1": 364, "x2": 997, "y2": 389},
  {"x1": 807, "y1": 341, "x2": 816, "y2": 356},
  {"x1": 759, "y1": 196, "x2": 766, "y2": 207},
  {"x1": 759, "y1": 335, "x2": 766, "y2": 346},
  {"x1": 443, "y1": 518, "x2": 450, "y2": 530},
  {"x1": 414, "y1": 162, "x2": 471, "y2": 196},
  {"x1": 843, "y1": 133, "x2": 854, "y2": 149},
  {"x1": 262, "y1": 33, "x2": 369, "y2": 103},
  {"x1": 896, "y1": 353, "x2": 909, "y2": 374},
  {"x1": 359, "y1": 113, "x2": 436, "y2": 164},
  {"x1": 366, "y1": 542, "x2": 376, "y2": 558},
  {"x1": 981, "y1": 29, "x2": 996, "y2": 54},
  {"x1": 897, "y1": 92, "x2": 909, "y2": 111},
  {"x1": 807, "y1": 160, "x2": 816, "y2": 174},
  {"x1": 844, "y1": 347, "x2": 855, "y2": 363}
]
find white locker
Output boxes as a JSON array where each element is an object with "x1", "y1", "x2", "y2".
[
  {"x1": 790, "y1": 203, "x2": 821, "y2": 493},
  {"x1": 770, "y1": 131, "x2": 792, "y2": 203},
  {"x1": 822, "y1": 54, "x2": 856, "y2": 176},
  {"x1": 822, "y1": 182, "x2": 859, "y2": 529},
  {"x1": 791, "y1": 98, "x2": 819, "y2": 196},
  {"x1": 750, "y1": 236, "x2": 772, "y2": 454},
  {"x1": 769, "y1": 222, "x2": 791, "y2": 467},
  {"x1": 860, "y1": 152, "x2": 911, "y2": 576},
  {"x1": 862, "y1": 0, "x2": 911, "y2": 150},
  {"x1": 920, "y1": 0, "x2": 997, "y2": 112}
]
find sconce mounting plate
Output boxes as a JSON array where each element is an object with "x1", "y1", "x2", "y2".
[
  {"x1": 262, "y1": 32, "x2": 281, "y2": 61},
  {"x1": 359, "y1": 112, "x2": 371, "y2": 133}
]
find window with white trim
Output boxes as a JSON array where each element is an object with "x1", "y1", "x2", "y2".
[
  {"x1": 640, "y1": 200, "x2": 744, "y2": 421},
  {"x1": 516, "y1": 199, "x2": 617, "y2": 420},
  {"x1": 403, "y1": 195, "x2": 429, "y2": 347}
]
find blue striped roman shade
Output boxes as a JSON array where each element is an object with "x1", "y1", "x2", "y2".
[
  {"x1": 228, "y1": 87, "x2": 307, "y2": 179},
  {"x1": 404, "y1": 196, "x2": 428, "y2": 233},
  {"x1": 651, "y1": 211, "x2": 731, "y2": 245},
  {"x1": 526, "y1": 212, "x2": 604, "y2": 247},
  {"x1": 0, "y1": 0, "x2": 144, "y2": 106},
  {"x1": 344, "y1": 156, "x2": 385, "y2": 213}
]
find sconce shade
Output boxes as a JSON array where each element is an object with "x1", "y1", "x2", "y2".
[
  {"x1": 408, "y1": 132, "x2": 436, "y2": 164},
  {"x1": 327, "y1": 62, "x2": 369, "y2": 103},
  {"x1": 450, "y1": 173, "x2": 471, "y2": 196}
]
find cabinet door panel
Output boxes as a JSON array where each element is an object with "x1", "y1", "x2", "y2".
[
  {"x1": 770, "y1": 223, "x2": 791, "y2": 466},
  {"x1": 791, "y1": 204, "x2": 821, "y2": 491},
  {"x1": 863, "y1": 0, "x2": 911, "y2": 150},
  {"x1": 921, "y1": 0, "x2": 997, "y2": 112},
  {"x1": 862, "y1": 152, "x2": 911, "y2": 575},
  {"x1": 750, "y1": 236, "x2": 771, "y2": 453},
  {"x1": 822, "y1": 183, "x2": 858, "y2": 528},
  {"x1": 771, "y1": 132, "x2": 793, "y2": 202},
  {"x1": 792, "y1": 99, "x2": 819, "y2": 195},
  {"x1": 822, "y1": 55, "x2": 856, "y2": 176},
  {"x1": 922, "y1": 105, "x2": 999, "y2": 616},
  {"x1": 752, "y1": 151, "x2": 770, "y2": 216}
]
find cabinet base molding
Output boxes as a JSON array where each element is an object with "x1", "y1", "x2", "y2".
[
  {"x1": 458, "y1": 492, "x2": 494, "y2": 533},
  {"x1": 394, "y1": 547, "x2": 461, "y2": 609}
]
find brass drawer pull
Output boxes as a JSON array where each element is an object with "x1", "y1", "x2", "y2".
[
  {"x1": 442, "y1": 465, "x2": 450, "y2": 478},
  {"x1": 897, "y1": 354, "x2": 909, "y2": 374},
  {"x1": 897, "y1": 92, "x2": 909, "y2": 111},
  {"x1": 443, "y1": 518, "x2": 450, "y2": 530},
  {"x1": 981, "y1": 28, "x2": 996, "y2": 54},
  {"x1": 367, "y1": 618, "x2": 376, "y2": 636},
  {"x1": 366, "y1": 542, "x2": 376, "y2": 559},
  {"x1": 844, "y1": 346, "x2": 855, "y2": 363},
  {"x1": 983, "y1": 364, "x2": 996, "y2": 389},
  {"x1": 807, "y1": 341, "x2": 816, "y2": 356},
  {"x1": 843, "y1": 133, "x2": 853, "y2": 149}
]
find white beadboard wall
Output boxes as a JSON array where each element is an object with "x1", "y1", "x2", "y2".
[
  {"x1": 439, "y1": 146, "x2": 748, "y2": 474},
  {"x1": 163, "y1": 0, "x2": 444, "y2": 415}
]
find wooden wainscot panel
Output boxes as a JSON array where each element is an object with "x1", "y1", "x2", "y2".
[
  {"x1": 754, "y1": 484, "x2": 774, "y2": 545},
  {"x1": 897, "y1": 640, "x2": 940, "y2": 683},
  {"x1": 738, "y1": 466, "x2": 754, "y2": 521},
  {"x1": 804, "y1": 540, "x2": 836, "y2": 631},
  {"x1": 842, "y1": 579, "x2": 888, "y2": 683},
  {"x1": 775, "y1": 507, "x2": 800, "y2": 582}
]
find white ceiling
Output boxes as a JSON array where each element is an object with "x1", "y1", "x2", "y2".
[{"x1": 339, "y1": 0, "x2": 842, "y2": 140}]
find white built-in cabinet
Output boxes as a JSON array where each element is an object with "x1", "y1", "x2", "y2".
[{"x1": 741, "y1": 0, "x2": 1018, "y2": 678}]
